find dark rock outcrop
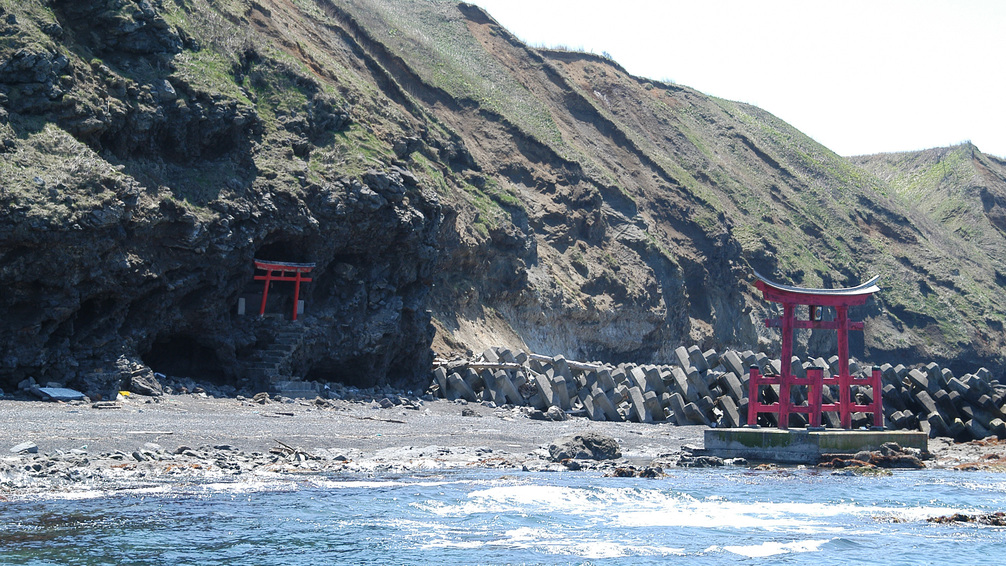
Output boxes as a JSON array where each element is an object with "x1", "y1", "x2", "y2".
[{"x1": 548, "y1": 432, "x2": 621, "y2": 461}]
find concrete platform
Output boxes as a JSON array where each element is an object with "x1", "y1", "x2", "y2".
[{"x1": 704, "y1": 427, "x2": 928, "y2": 464}]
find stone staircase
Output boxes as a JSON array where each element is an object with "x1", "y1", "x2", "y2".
[{"x1": 244, "y1": 325, "x2": 307, "y2": 386}]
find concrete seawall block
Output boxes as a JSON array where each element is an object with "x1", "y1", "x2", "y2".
[
  {"x1": 668, "y1": 392, "x2": 688, "y2": 423},
  {"x1": 673, "y1": 346, "x2": 692, "y2": 372},
  {"x1": 682, "y1": 401, "x2": 710, "y2": 426},
  {"x1": 721, "y1": 350, "x2": 745, "y2": 380},
  {"x1": 433, "y1": 366, "x2": 448, "y2": 395},
  {"x1": 577, "y1": 387, "x2": 602, "y2": 420},
  {"x1": 596, "y1": 369, "x2": 615, "y2": 392},
  {"x1": 552, "y1": 374, "x2": 571, "y2": 411},
  {"x1": 716, "y1": 395, "x2": 742, "y2": 428},
  {"x1": 533, "y1": 372, "x2": 555, "y2": 408},
  {"x1": 481, "y1": 348, "x2": 500, "y2": 364},
  {"x1": 447, "y1": 372, "x2": 477, "y2": 403},
  {"x1": 686, "y1": 368, "x2": 712, "y2": 400},
  {"x1": 687, "y1": 345, "x2": 709, "y2": 373},
  {"x1": 626, "y1": 386, "x2": 650, "y2": 423},
  {"x1": 593, "y1": 389, "x2": 621, "y2": 421},
  {"x1": 498, "y1": 372, "x2": 522, "y2": 405},
  {"x1": 643, "y1": 390, "x2": 664, "y2": 422}
]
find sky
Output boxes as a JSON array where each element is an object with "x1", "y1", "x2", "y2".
[{"x1": 467, "y1": 0, "x2": 1005, "y2": 158}]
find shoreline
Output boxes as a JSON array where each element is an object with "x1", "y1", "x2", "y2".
[{"x1": 1, "y1": 393, "x2": 1004, "y2": 498}]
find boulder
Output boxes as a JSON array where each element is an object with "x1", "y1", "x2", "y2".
[{"x1": 548, "y1": 432, "x2": 621, "y2": 461}]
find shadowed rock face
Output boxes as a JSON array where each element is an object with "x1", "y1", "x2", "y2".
[
  {"x1": 0, "y1": 159, "x2": 442, "y2": 395},
  {"x1": 1, "y1": 0, "x2": 1005, "y2": 395},
  {"x1": 0, "y1": 0, "x2": 442, "y2": 394}
]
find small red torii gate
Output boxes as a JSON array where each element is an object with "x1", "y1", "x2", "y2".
[
  {"x1": 253, "y1": 259, "x2": 315, "y2": 321},
  {"x1": 748, "y1": 271, "x2": 882, "y2": 430}
]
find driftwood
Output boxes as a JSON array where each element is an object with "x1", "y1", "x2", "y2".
[
  {"x1": 349, "y1": 415, "x2": 407, "y2": 424},
  {"x1": 434, "y1": 352, "x2": 602, "y2": 372},
  {"x1": 527, "y1": 353, "x2": 603, "y2": 372},
  {"x1": 432, "y1": 360, "x2": 524, "y2": 371}
]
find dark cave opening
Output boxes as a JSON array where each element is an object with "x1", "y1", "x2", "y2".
[
  {"x1": 76, "y1": 294, "x2": 117, "y2": 333},
  {"x1": 142, "y1": 334, "x2": 227, "y2": 383},
  {"x1": 304, "y1": 355, "x2": 378, "y2": 389},
  {"x1": 255, "y1": 238, "x2": 311, "y2": 263}
]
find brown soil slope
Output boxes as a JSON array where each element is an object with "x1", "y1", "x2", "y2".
[{"x1": 343, "y1": 1, "x2": 1006, "y2": 373}]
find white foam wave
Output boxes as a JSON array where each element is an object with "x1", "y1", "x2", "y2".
[
  {"x1": 9, "y1": 484, "x2": 177, "y2": 502},
  {"x1": 419, "y1": 525, "x2": 684, "y2": 559},
  {"x1": 419, "y1": 482, "x2": 972, "y2": 533},
  {"x1": 195, "y1": 480, "x2": 298, "y2": 494},
  {"x1": 715, "y1": 538, "x2": 830, "y2": 558},
  {"x1": 309, "y1": 478, "x2": 459, "y2": 489}
]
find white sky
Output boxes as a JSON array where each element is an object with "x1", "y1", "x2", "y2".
[{"x1": 467, "y1": 0, "x2": 1006, "y2": 158}]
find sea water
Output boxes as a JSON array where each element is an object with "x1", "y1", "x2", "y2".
[{"x1": 2, "y1": 468, "x2": 1004, "y2": 565}]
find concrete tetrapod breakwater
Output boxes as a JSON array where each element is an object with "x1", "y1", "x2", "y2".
[{"x1": 430, "y1": 347, "x2": 1006, "y2": 442}]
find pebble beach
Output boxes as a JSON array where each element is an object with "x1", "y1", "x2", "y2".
[{"x1": 2, "y1": 389, "x2": 1004, "y2": 499}]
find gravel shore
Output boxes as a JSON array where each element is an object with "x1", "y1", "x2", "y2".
[
  {"x1": 0, "y1": 393, "x2": 705, "y2": 458},
  {"x1": 1, "y1": 393, "x2": 1003, "y2": 497}
]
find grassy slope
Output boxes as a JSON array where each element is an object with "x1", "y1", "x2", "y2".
[
  {"x1": 325, "y1": 0, "x2": 1006, "y2": 370},
  {"x1": 536, "y1": 56, "x2": 999, "y2": 361},
  {"x1": 852, "y1": 145, "x2": 1006, "y2": 349}
]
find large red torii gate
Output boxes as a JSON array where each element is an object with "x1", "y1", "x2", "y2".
[{"x1": 748, "y1": 271, "x2": 882, "y2": 429}]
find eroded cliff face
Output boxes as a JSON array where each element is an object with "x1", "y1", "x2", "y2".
[
  {"x1": 1, "y1": 0, "x2": 1004, "y2": 395},
  {"x1": 0, "y1": 0, "x2": 447, "y2": 394},
  {"x1": 361, "y1": 1, "x2": 1006, "y2": 374}
]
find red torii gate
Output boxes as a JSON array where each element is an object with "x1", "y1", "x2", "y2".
[
  {"x1": 253, "y1": 259, "x2": 315, "y2": 321},
  {"x1": 748, "y1": 271, "x2": 882, "y2": 429}
]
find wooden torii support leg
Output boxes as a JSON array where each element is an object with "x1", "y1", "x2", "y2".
[
  {"x1": 778, "y1": 303, "x2": 794, "y2": 428},
  {"x1": 836, "y1": 305, "x2": 852, "y2": 428}
]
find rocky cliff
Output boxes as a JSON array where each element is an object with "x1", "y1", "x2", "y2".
[{"x1": 0, "y1": 0, "x2": 1003, "y2": 396}]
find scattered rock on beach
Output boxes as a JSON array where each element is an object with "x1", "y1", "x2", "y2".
[
  {"x1": 10, "y1": 441, "x2": 38, "y2": 454},
  {"x1": 528, "y1": 406, "x2": 568, "y2": 421},
  {"x1": 677, "y1": 455, "x2": 724, "y2": 467},
  {"x1": 91, "y1": 401, "x2": 121, "y2": 410},
  {"x1": 819, "y1": 442, "x2": 926, "y2": 469},
  {"x1": 548, "y1": 432, "x2": 621, "y2": 461},
  {"x1": 604, "y1": 465, "x2": 665, "y2": 478}
]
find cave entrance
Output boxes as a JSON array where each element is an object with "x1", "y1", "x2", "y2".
[
  {"x1": 255, "y1": 240, "x2": 310, "y2": 263},
  {"x1": 142, "y1": 334, "x2": 226, "y2": 383},
  {"x1": 305, "y1": 355, "x2": 378, "y2": 389}
]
